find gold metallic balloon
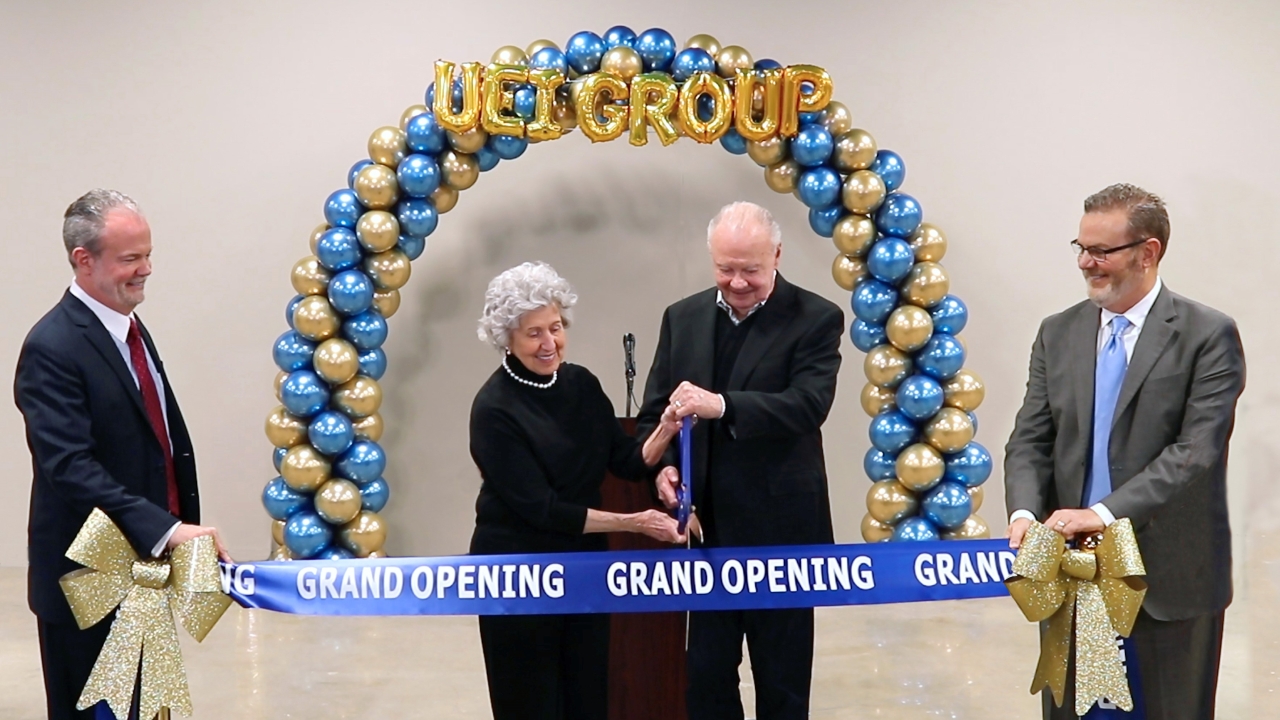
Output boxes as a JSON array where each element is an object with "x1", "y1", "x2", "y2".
[
  {"x1": 553, "y1": 99, "x2": 577, "y2": 131},
  {"x1": 909, "y1": 223, "x2": 948, "y2": 262},
  {"x1": 764, "y1": 160, "x2": 800, "y2": 194},
  {"x1": 780, "y1": 65, "x2": 833, "y2": 136},
  {"x1": 292, "y1": 295, "x2": 341, "y2": 341},
  {"x1": 832, "y1": 214, "x2": 877, "y2": 257},
  {"x1": 860, "y1": 382, "x2": 897, "y2": 417},
  {"x1": 491, "y1": 45, "x2": 528, "y2": 66},
  {"x1": 895, "y1": 443, "x2": 945, "y2": 493},
  {"x1": 340, "y1": 510, "x2": 387, "y2": 557},
  {"x1": 333, "y1": 376, "x2": 383, "y2": 418},
  {"x1": 364, "y1": 249, "x2": 411, "y2": 291},
  {"x1": 315, "y1": 478, "x2": 363, "y2": 525},
  {"x1": 352, "y1": 412, "x2": 384, "y2": 442},
  {"x1": 885, "y1": 305, "x2": 935, "y2": 353},
  {"x1": 353, "y1": 164, "x2": 399, "y2": 210},
  {"x1": 831, "y1": 129, "x2": 878, "y2": 173},
  {"x1": 733, "y1": 68, "x2": 782, "y2": 142},
  {"x1": 265, "y1": 405, "x2": 307, "y2": 448},
  {"x1": 400, "y1": 104, "x2": 428, "y2": 129},
  {"x1": 366, "y1": 549, "x2": 388, "y2": 559},
  {"x1": 447, "y1": 125, "x2": 489, "y2": 154},
  {"x1": 600, "y1": 46, "x2": 643, "y2": 81},
  {"x1": 271, "y1": 519, "x2": 286, "y2": 546},
  {"x1": 356, "y1": 210, "x2": 400, "y2": 253},
  {"x1": 291, "y1": 256, "x2": 331, "y2": 296},
  {"x1": 842, "y1": 169, "x2": 887, "y2": 214},
  {"x1": 372, "y1": 289, "x2": 401, "y2": 319},
  {"x1": 746, "y1": 135, "x2": 788, "y2": 166},
  {"x1": 967, "y1": 485, "x2": 985, "y2": 513},
  {"x1": 431, "y1": 185, "x2": 458, "y2": 213},
  {"x1": 867, "y1": 479, "x2": 919, "y2": 525},
  {"x1": 439, "y1": 150, "x2": 479, "y2": 191},
  {"x1": 433, "y1": 61, "x2": 483, "y2": 134},
  {"x1": 526, "y1": 39, "x2": 559, "y2": 56},
  {"x1": 924, "y1": 407, "x2": 975, "y2": 454},
  {"x1": 684, "y1": 33, "x2": 721, "y2": 56},
  {"x1": 574, "y1": 72, "x2": 629, "y2": 142},
  {"x1": 368, "y1": 126, "x2": 407, "y2": 168},
  {"x1": 819, "y1": 101, "x2": 853, "y2": 135},
  {"x1": 309, "y1": 224, "x2": 329, "y2": 256},
  {"x1": 943, "y1": 369, "x2": 986, "y2": 412},
  {"x1": 274, "y1": 370, "x2": 288, "y2": 402},
  {"x1": 628, "y1": 73, "x2": 680, "y2": 147},
  {"x1": 678, "y1": 72, "x2": 733, "y2": 143},
  {"x1": 270, "y1": 545, "x2": 294, "y2": 561},
  {"x1": 832, "y1": 254, "x2": 867, "y2": 291},
  {"x1": 864, "y1": 345, "x2": 912, "y2": 388},
  {"x1": 715, "y1": 45, "x2": 753, "y2": 78},
  {"x1": 526, "y1": 69, "x2": 568, "y2": 142},
  {"x1": 942, "y1": 515, "x2": 990, "y2": 540},
  {"x1": 313, "y1": 338, "x2": 360, "y2": 385},
  {"x1": 861, "y1": 514, "x2": 894, "y2": 543},
  {"x1": 902, "y1": 262, "x2": 951, "y2": 308},
  {"x1": 281, "y1": 445, "x2": 330, "y2": 492}
]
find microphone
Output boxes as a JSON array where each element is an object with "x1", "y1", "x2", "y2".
[{"x1": 623, "y1": 333, "x2": 637, "y2": 417}]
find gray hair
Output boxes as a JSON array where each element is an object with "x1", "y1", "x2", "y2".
[
  {"x1": 63, "y1": 189, "x2": 141, "y2": 267},
  {"x1": 1083, "y1": 183, "x2": 1170, "y2": 260},
  {"x1": 477, "y1": 262, "x2": 578, "y2": 350},
  {"x1": 706, "y1": 201, "x2": 782, "y2": 250}
]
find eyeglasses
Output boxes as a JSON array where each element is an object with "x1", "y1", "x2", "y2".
[{"x1": 1069, "y1": 238, "x2": 1148, "y2": 262}]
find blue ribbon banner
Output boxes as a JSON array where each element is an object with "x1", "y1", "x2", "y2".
[{"x1": 222, "y1": 539, "x2": 1015, "y2": 616}]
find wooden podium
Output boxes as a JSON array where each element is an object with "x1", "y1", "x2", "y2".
[{"x1": 599, "y1": 418, "x2": 688, "y2": 720}]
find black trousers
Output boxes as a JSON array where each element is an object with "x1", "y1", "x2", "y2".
[
  {"x1": 687, "y1": 608, "x2": 814, "y2": 720},
  {"x1": 37, "y1": 618, "x2": 113, "y2": 720},
  {"x1": 478, "y1": 613, "x2": 610, "y2": 720},
  {"x1": 1046, "y1": 609, "x2": 1225, "y2": 720}
]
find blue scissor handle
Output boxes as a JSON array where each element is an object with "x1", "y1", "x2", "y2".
[{"x1": 677, "y1": 415, "x2": 693, "y2": 535}]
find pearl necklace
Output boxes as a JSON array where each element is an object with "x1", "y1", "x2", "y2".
[{"x1": 502, "y1": 355, "x2": 557, "y2": 389}]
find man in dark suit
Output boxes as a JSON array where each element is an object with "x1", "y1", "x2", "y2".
[
  {"x1": 637, "y1": 201, "x2": 843, "y2": 720},
  {"x1": 1005, "y1": 183, "x2": 1245, "y2": 719},
  {"x1": 15, "y1": 189, "x2": 228, "y2": 720}
]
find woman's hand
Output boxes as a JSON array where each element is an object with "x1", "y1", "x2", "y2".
[
  {"x1": 630, "y1": 509, "x2": 686, "y2": 544},
  {"x1": 655, "y1": 466, "x2": 680, "y2": 509},
  {"x1": 641, "y1": 407, "x2": 683, "y2": 466}
]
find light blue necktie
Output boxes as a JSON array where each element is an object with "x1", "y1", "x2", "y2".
[{"x1": 1084, "y1": 316, "x2": 1131, "y2": 507}]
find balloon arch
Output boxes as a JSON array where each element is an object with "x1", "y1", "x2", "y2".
[{"x1": 260, "y1": 26, "x2": 994, "y2": 560}]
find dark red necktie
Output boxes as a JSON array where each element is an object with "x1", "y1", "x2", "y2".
[{"x1": 126, "y1": 319, "x2": 180, "y2": 515}]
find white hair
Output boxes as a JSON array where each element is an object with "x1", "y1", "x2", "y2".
[
  {"x1": 477, "y1": 262, "x2": 578, "y2": 350},
  {"x1": 706, "y1": 201, "x2": 782, "y2": 250},
  {"x1": 63, "y1": 189, "x2": 142, "y2": 268}
]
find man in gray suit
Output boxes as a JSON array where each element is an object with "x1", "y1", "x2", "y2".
[{"x1": 1004, "y1": 183, "x2": 1245, "y2": 719}]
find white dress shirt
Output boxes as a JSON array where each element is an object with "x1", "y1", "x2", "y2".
[{"x1": 69, "y1": 281, "x2": 181, "y2": 555}]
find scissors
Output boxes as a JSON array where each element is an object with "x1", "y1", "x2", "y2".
[{"x1": 677, "y1": 415, "x2": 693, "y2": 535}]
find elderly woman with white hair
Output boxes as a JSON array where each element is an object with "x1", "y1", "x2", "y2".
[{"x1": 469, "y1": 261, "x2": 684, "y2": 720}]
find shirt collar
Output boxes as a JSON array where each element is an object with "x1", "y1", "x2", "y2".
[
  {"x1": 69, "y1": 279, "x2": 134, "y2": 343},
  {"x1": 715, "y1": 271, "x2": 777, "y2": 326},
  {"x1": 1101, "y1": 276, "x2": 1162, "y2": 333}
]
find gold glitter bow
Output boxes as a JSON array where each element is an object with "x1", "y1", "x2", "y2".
[
  {"x1": 58, "y1": 509, "x2": 231, "y2": 720},
  {"x1": 1005, "y1": 519, "x2": 1147, "y2": 716}
]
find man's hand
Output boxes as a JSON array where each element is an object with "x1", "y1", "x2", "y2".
[
  {"x1": 1044, "y1": 508, "x2": 1104, "y2": 539},
  {"x1": 656, "y1": 466, "x2": 680, "y2": 509},
  {"x1": 1006, "y1": 517, "x2": 1032, "y2": 549},
  {"x1": 669, "y1": 381, "x2": 722, "y2": 420},
  {"x1": 168, "y1": 523, "x2": 233, "y2": 562}
]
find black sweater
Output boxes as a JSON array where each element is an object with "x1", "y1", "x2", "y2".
[{"x1": 468, "y1": 358, "x2": 649, "y2": 555}]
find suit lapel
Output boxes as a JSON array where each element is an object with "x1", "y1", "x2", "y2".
[
  {"x1": 64, "y1": 293, "x2": 149, "y2": 419},
  {"x1": 1113, "y1": 287, "x2": 1177, "y2": 428},
  {"x1": 727, "y1": 274, "x2": 795, "y2": 391},
  {"x1": 1071, "y1": 302, "x2": 1101, "y2": 447}
]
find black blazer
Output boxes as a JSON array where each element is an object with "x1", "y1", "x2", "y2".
[
  {"x1": 637, "y1": 274, "x2": 843, "y2": 548},
  {"x1": 16, "y1": 291, "x2": 199, "y2": 625}
]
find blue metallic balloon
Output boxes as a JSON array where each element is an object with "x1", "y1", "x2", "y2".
[
  {"x1": 796, "y1": 167, "x2": 842, "y2": 209},
  {"x1": 791, "y1": 124, "x2": 834, "y2": 167},
  {"x1": 528, "y1": 46, "x2": 568, "y2": 75},
  {"x1": 851, "y1": 279, "x2": 899, "y2": 324},
  {"x1": 892, "y1": 516, "x2": 940, "y2": 542},
  {"x1": 323, "y1": 189, "x2": 364, "y2": 229},
  {"x1": 360, "y1": 477, "x2": 390, "y2": 513},
  {"x1": 396, "y1": 154, "x2": 440, "y2": 198},
  {"x1": 696, "y1": 93, "x2": 717, "y2": 121},
  {"x1": 634, "y1": 28, "x2": 676, "y2": 72},
  {"x1": 851, "y1": 319, "x2": 888, "y2": 353},
  {"x1": 863, "y1": 447, "x2": 898, "y2": 481},
  {"x1": 870, "y1": 150, "x2": 906, "y2": 192},
  {"x1": 336, "y1": 440, "x2": 386, "y2": 484},
  {"x1": 315, "y1": 227, "x2": 363, "y2": 271},
  {"x1": 602, "y1": 25, "x2": 636, "y2": 49},
  {"x1": 474, "y1": 145, "x2": 500, "y2": 172},
  {"x1": 513, "y1": 85, "x2": 537, "y2": 120},
  {"x1": 915, "y1": 333, "x2": 966, "y2": 381},
  {"x1": 397, "y1": 234, "x2": 426, "y2": 262},
  {"x1": 944, "y1": 442, "x2": 992, "y2": 487},
  {"x1": 396, "y1": 198, "x2": 438, "y2": 238},
  {"x1": 875, "y1": 192, "x2": 923, "y2": 238},
  {"x1": 280, "y1": 369, "x2": 330, "y2": 418},
  {"x1": 284, "y1": 511, "x2": 333, "y2": 559},
  {"x1": 308, "y1": 411, "x2": 355, "y2": 456},
  {"x1": 808, "y1": 205, "x2": 843, "y2": 238},
  {"x1": 929, "y1": 295, "x2": 968, "y2": 335},
  {"x1": 671, "y1": 47, "x2": 716, "y2": 82},
  {"x1": 869, "y1": 410, "x2": 917, "y2": 454},
  {"x1": 328, "y1": 270, "x2": 375, "y2": 316},
  {"x1": 316, "y1": 546, "x2": 354, "y2": 560},
  {"x1": 922, "y1": 482, "x2": 973, "y2": 530},
  {"x1": 342, "y1": 310, "x2": 389, "y2": 351},
  {"x1": 358, "y1": 348, "x2": 387, "y2": 380},
  {"x1": 273, "y1": 447, "x2": 288, "y2": 472},
  {"x1": 866, "y1": 237, "x2": 915, "y2": 283},
  {"x1": 968, "y1": 412, "x2": 979, "y2": 437},
  {"x1": 405, "y1": 112, "x2": 447, "y2": 155},
  {"x1": 347, "y1": 160, "x2": 373, "y2": 189},
  {"x1": 262, "y1": 476, "x2": 308, "y2": 521},
  {"x1": 895, "y1": 375, "x2": 945, "y2": 422},
  {"x1": 273, "y1": 331, "x2": 316, "y2": 373},
  {"x1": 488, "y1": 133, "x2": 528, "y2": 160},
  {"x1": 719, "y1": 127, "x2": 748, "y2": 155},
  {"x1": 754, "y1": 58, "x2": 782, "y2": 70},
  {"x1": 565, "y1": 31, "x2": 606, "y2": 74},
  {"x1": 284, "y1": 295, "x2": 304, "y2": 331}
]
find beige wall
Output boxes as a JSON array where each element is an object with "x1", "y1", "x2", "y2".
[{"x1": 1, "y1": 1, "x2": 1276, "y2": 568}]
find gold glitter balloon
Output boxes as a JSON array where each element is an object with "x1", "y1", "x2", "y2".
[
  {"x1": 355, "y1": 210, "x2": 400, "y2": 253},
  {"x1": 764, "y1": 160, "x2": 800, "y2": 193},
  {"x1": 364, "y1": 248, "x2": 411, "y2": 291},
  {"x1": 831, "y1": 129, "x2": 877, "y2": 173},
  {"x1": 902, "y1": 262, "x2": 951, "y2": 308},
  {"x1": 943, "y1": 369, "x2": 985, "y2": 412},
  {"x1": 685, "y1": 33, "x2": 721, "y2": 56},
  {"x1": 340, "y1": 510, "x2": 387, "y2": 557},
  {"x1": 309, "y1": 224, "x2": 329, "y2": 255},
  {"x1": 439, "y1": 150, "x2": 479, "y2": 190},
  {"x1": 864, "y1": 345, "x2": 912, "y2": 388},
  {"x1": 291, "y1": 256, "x2": 331, "y2": 296},
  {"x1": 924, "y1": 407, "x2": 974, "y2": 454},
  {"x1": 400, "y1": 104, "x2": 428, "y2": 129},
  {"x1": 447, "y1": 125, "x2": 489, "y2": 154},
  {"x1": 271, "y1": 519, "x2": 286, "y2": 546},
  {"x1": 368, "y1": 126, "x2": 407, "y2": 168},
  {"x1": 526, "y1": 39, "x2": 559, "y2": 56},
  {"x1": 885, "y1": 305, "x2": 935, "y2": 353},
  {"x1": 352, "y1": 412, "x2": 384, "y2": 442},
  {"x1": 491, "y1": 45, "x2": 528, "y2": 66},
  {"x1": 332, "y1": 376, "x2": 383, "y2": 418},
  {"x1": 313, "y1": 338, "x2": 360, "y2": 385},
  {"x1": 600, "y1": 46, "x2": 643, "y2": 80},
  {"x1": 861, "y1": 513, "x2": 894, "y2": 543},
  {"x1": 746, "y1": 135, "x2": 788, "y2": 166},
  {"x1": 967, "y1": 485, "x2": 985, "y2": 513},
  {"x1": 274, "y1": 370, "x2": 288, "y2": 402},
  {"x1": 866, "y1": 479, "x2": 918, "y2": 524},
  {"x1": 895, "y1": 443, "x2": 945, "y2": 492},
  {"x1": 860, "y1": 382, "x2": 897, "y2": 417},
  {"x1": 842, "y1": 169, "x2": 887, "y2": 214},
  {"x1": 264, "y1": 405, "x2": 307, "y2": 448},
  {"x1": 431, "y1": 185, "x2": 458, "y2": 213},
  {"x1": 819, "y1": 101, "x2": 853, "y2": 135},
  {"x1": 281, "y1": 445, "x2": 330, "y2": 492},
  {"x1": 315, "y1": 478, "x2": 363, "y2": 525},
  {"x1": 831, "y1": 254, "x2": 867, "y2": 291},
  {"x1": 942, "y1": 514, "x2": 990, "y2": 540},
  {"x1": 292, "y1": 295, "x2": 341, "y2": 341},
  {"x1": 909, "y1": 223, "x2": 948, "y2": 262},
  {"x1": 372, "y1": 289, "x2": 401, "y2": 318},
  {"x1": 832, "y1": 214, "x2": 876, "y2": 257},
  {"x1": 715, "y1": 45, "x2": 753, "y2": 78},
  {"x1": 353, "y1": 163, "x2": 399, "y2": 210}
]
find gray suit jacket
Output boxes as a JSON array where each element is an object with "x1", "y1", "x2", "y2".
[{"x1": 1004, "y1": 285, "x2": 1245, "y2": 621}]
